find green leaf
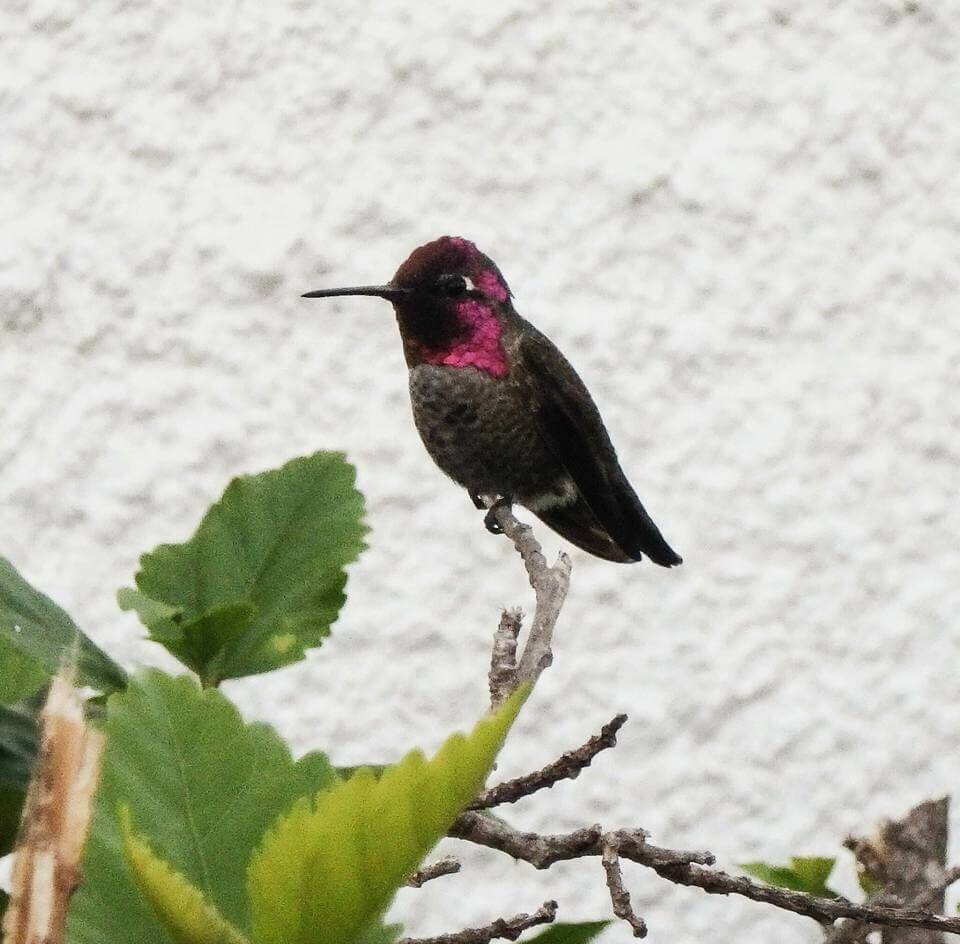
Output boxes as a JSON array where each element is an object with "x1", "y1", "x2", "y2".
[
  {"x1": 0, "y1": 638, "x2": 48, "y2": 705},
  {"x1": 247, "y1": 687, "x2": 528, "y2": 944},
  {"x1": 117, "y1": 588, "x2": 183, "y2": 641},
  {"x1": 68, "y1": 670, "x2": 339, "y2": 944},
  {"x1": 526, "y1": 922, "x2": 611, "y2": 944},
  {"x1": 125, "y1": 452, "x2": 367, "y2": 684},
  {"x1": 0, "y1": 556, "x2": 127, "y2": 699},
  {"x1": 789, "y1": 856, "x2": 837, "y2": 896},
  {"x1": 0, "y1": 701, "x2": 41, "y2": 792},
  {"x1": 121, "y1": 808, "x2": 250, "y2": 944},
  {"x1": 741, "y1": 856, "x2": 837, "y2": 898}
]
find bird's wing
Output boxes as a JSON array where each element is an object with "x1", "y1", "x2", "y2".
[{"x1": 517, "y1": 323, "x2": 681, "y2": 566}]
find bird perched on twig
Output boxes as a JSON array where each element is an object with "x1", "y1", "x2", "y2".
[{"x1": 304, "y1": 236, "x2": 681, "y2": 566}]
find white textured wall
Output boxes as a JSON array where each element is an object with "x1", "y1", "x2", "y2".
[{"x1": 4, "y1": 2, "x2": 960, "y2": 940}]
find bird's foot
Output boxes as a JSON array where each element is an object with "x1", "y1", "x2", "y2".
[
  {"x1": 483, "y1": 497, "x2": 513, "y2": 535},
  {"x1": 468, "y1": 490, "x2": 486, "y2": 511}
]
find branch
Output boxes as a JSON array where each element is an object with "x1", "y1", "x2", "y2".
[
  {"x1": 833, "y1": 799, "x2": 954, "y2": 944},
  {"x1": 451, "y1": 813, "x2": 710, "y2": 871},
  {"x1": 398, "y1": 900, "x2": 558, "y2": 944},
  {"x1": 602, "y1": 839, "x2": 648, "y2": 938},
  {"x1": 407, "y1": 857, "x2": 462, "y2": 888},
  {"x1": 470, "y1": 714, "x2": 627, "y2": 810},
  {"x1": 2, "y1": 667, "x2": 105, "y2": 944},
  {"x1": 450, "y1": 813, "x2": 960, "y2": 937},
  {"x1": 488, "y1": 608, "x2": 522, "y2": 709},
  {"x1": 482, "y1": 500, "x2": 572, "y2": 706}
]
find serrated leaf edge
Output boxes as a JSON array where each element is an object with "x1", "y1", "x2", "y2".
[{"x1": 121, "y1": 806, "x2": 251, "y2": 944}]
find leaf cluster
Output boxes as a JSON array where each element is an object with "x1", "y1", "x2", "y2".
[{"x1": 0, "y1": 451, "x2": 606, "y2": 944}]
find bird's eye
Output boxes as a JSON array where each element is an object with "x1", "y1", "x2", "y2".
[{"x1": 436, "y1": 274, "x2": 476, "y2": 297}]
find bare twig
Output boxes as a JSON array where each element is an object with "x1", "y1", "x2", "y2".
[
  {"x1": 602, "y1": 839, "x2": 647, "y2": 937},
  {"x1": 482, "y1": 499, "x2": 572, "y2": 702},
  {"x1": 450, "y1": 812, "x2": 960, "y2": 937},
  {"x1": 451, "y1": 813, "x2": 709, "y2": 870},
  {"x1": 398, "y1": 900, "x2": 558, "y2": 944},
  {"x1": 407, "y1": 857, "x2": 462, "y2": 888},
  {"x1": 470, "y1": 714, "x2": 627, "y2": 810},
  {"x1": 2, "y1": 668, "x2": 105, "y2": 944},
  {"x1": 489, "y1": 608, "x2": 522, "y2": 709}
]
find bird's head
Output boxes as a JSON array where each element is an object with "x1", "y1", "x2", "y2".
[{"x1": 303, "y1": 236, "x2": 513, "y2": 376}]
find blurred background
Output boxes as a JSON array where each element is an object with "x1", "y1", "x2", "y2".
[{"x1": 3, "y1": 1, "x2": 959, "y2": 940}]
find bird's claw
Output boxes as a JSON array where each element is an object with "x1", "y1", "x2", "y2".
[{"x1": 483, "y1": 497, "x2": 512, "y2": 535}]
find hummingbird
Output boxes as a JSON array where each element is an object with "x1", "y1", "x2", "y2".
[{"x1": 303, "y1": 236, "x2": 681, "y2": 566}]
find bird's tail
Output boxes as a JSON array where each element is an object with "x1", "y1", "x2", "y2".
[{"x1": 533, "y1": 493, "x2": 682, "y2": 566}]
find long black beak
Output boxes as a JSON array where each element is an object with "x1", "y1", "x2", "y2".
[{"x1": 301, "y1": 285, "x2": 411, "y2": 301}]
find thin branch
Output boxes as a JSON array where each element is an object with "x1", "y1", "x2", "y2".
[
  {"x1": 482, "y1": 499, "x2": 572, "y2": 702},
  {"x1": 451, "y1": 813, "x2": 709, "y2": 870},
  {"x1": 602, "y1": 840, "x2": 647, "y2": 938},
  {"x1": 470, "y1": 714, "x2": 628, "y2": 810},
  {"x1": 489, "y1": 608, "x2": 522, "y2": 709},
  {"x1": 407, "y1": 857, "x2": 462, "y2": 888},
  {"x1": 450, "y1": 813, "x2": 960, "y2": 937},
  {"x1": 398, "y1": 900, "x2": 558, "y2": 944}
]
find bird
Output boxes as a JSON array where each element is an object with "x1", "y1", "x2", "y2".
[{"x1": 303, "y1": 236, "x2": 681, "y2": 566}]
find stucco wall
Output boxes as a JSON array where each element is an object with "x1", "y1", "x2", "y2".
[{"x1": 4, "y1": 2, "x2": 960, "y2": 940}]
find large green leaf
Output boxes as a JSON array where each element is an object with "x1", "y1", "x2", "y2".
[
  {"x1": 122, "y1": 452, "x2": 366, "y2": 685},
  {"x1": 247, "y1": 688, "x2": 527, "y2": 944},
  {"x1": 0, "y1": 556, "x2": 127, "y2": 701},
  {"x1": 68, "y1": 671, "x2": 339, "y2": 944},
  {"x1": 526, "y1": 922, "x2": 611, "y2": 944},
  {"x1": 741, "y1": 856, "x2": 837, "y2": 898}
]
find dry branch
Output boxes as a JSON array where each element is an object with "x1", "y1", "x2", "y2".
[
  {"x1": 488, "y1": 608, "x2": 522, "y2": 709},
  {"x1": 398, "y1": 900, "x2": 558, "y2": 944},
  {"x1": 602, "y1": 839, "x2": 648, "y2": 937},
  {"x1": 407, "y1": 857, "x2": 462, "y2": 888},
  {"x1": 470, "y1": 714, "x2": 627, "y2": 810},
  {"x1": 482, "y1": 500, "x2": 572, "y2": 706},
  {"x1": 474, "y1": 510, "x2": 960, "y2": 939},
  {"x1": 450, "y1": 811, "x2": 960, "y2": 937},
  {"x1": 2, "y1": 668, "x2": 105, "y2": 944},
  {"x1": 834, "y1": 799, "x2": 953, "y2": 944}
]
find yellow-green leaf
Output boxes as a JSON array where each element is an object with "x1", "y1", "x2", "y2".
[
  {"x1": 121, "y1": 809, "x2": 250, "y2": 944},
  {"x1": 247, "y1": 688, "x2": 528, "y2": 944}
]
